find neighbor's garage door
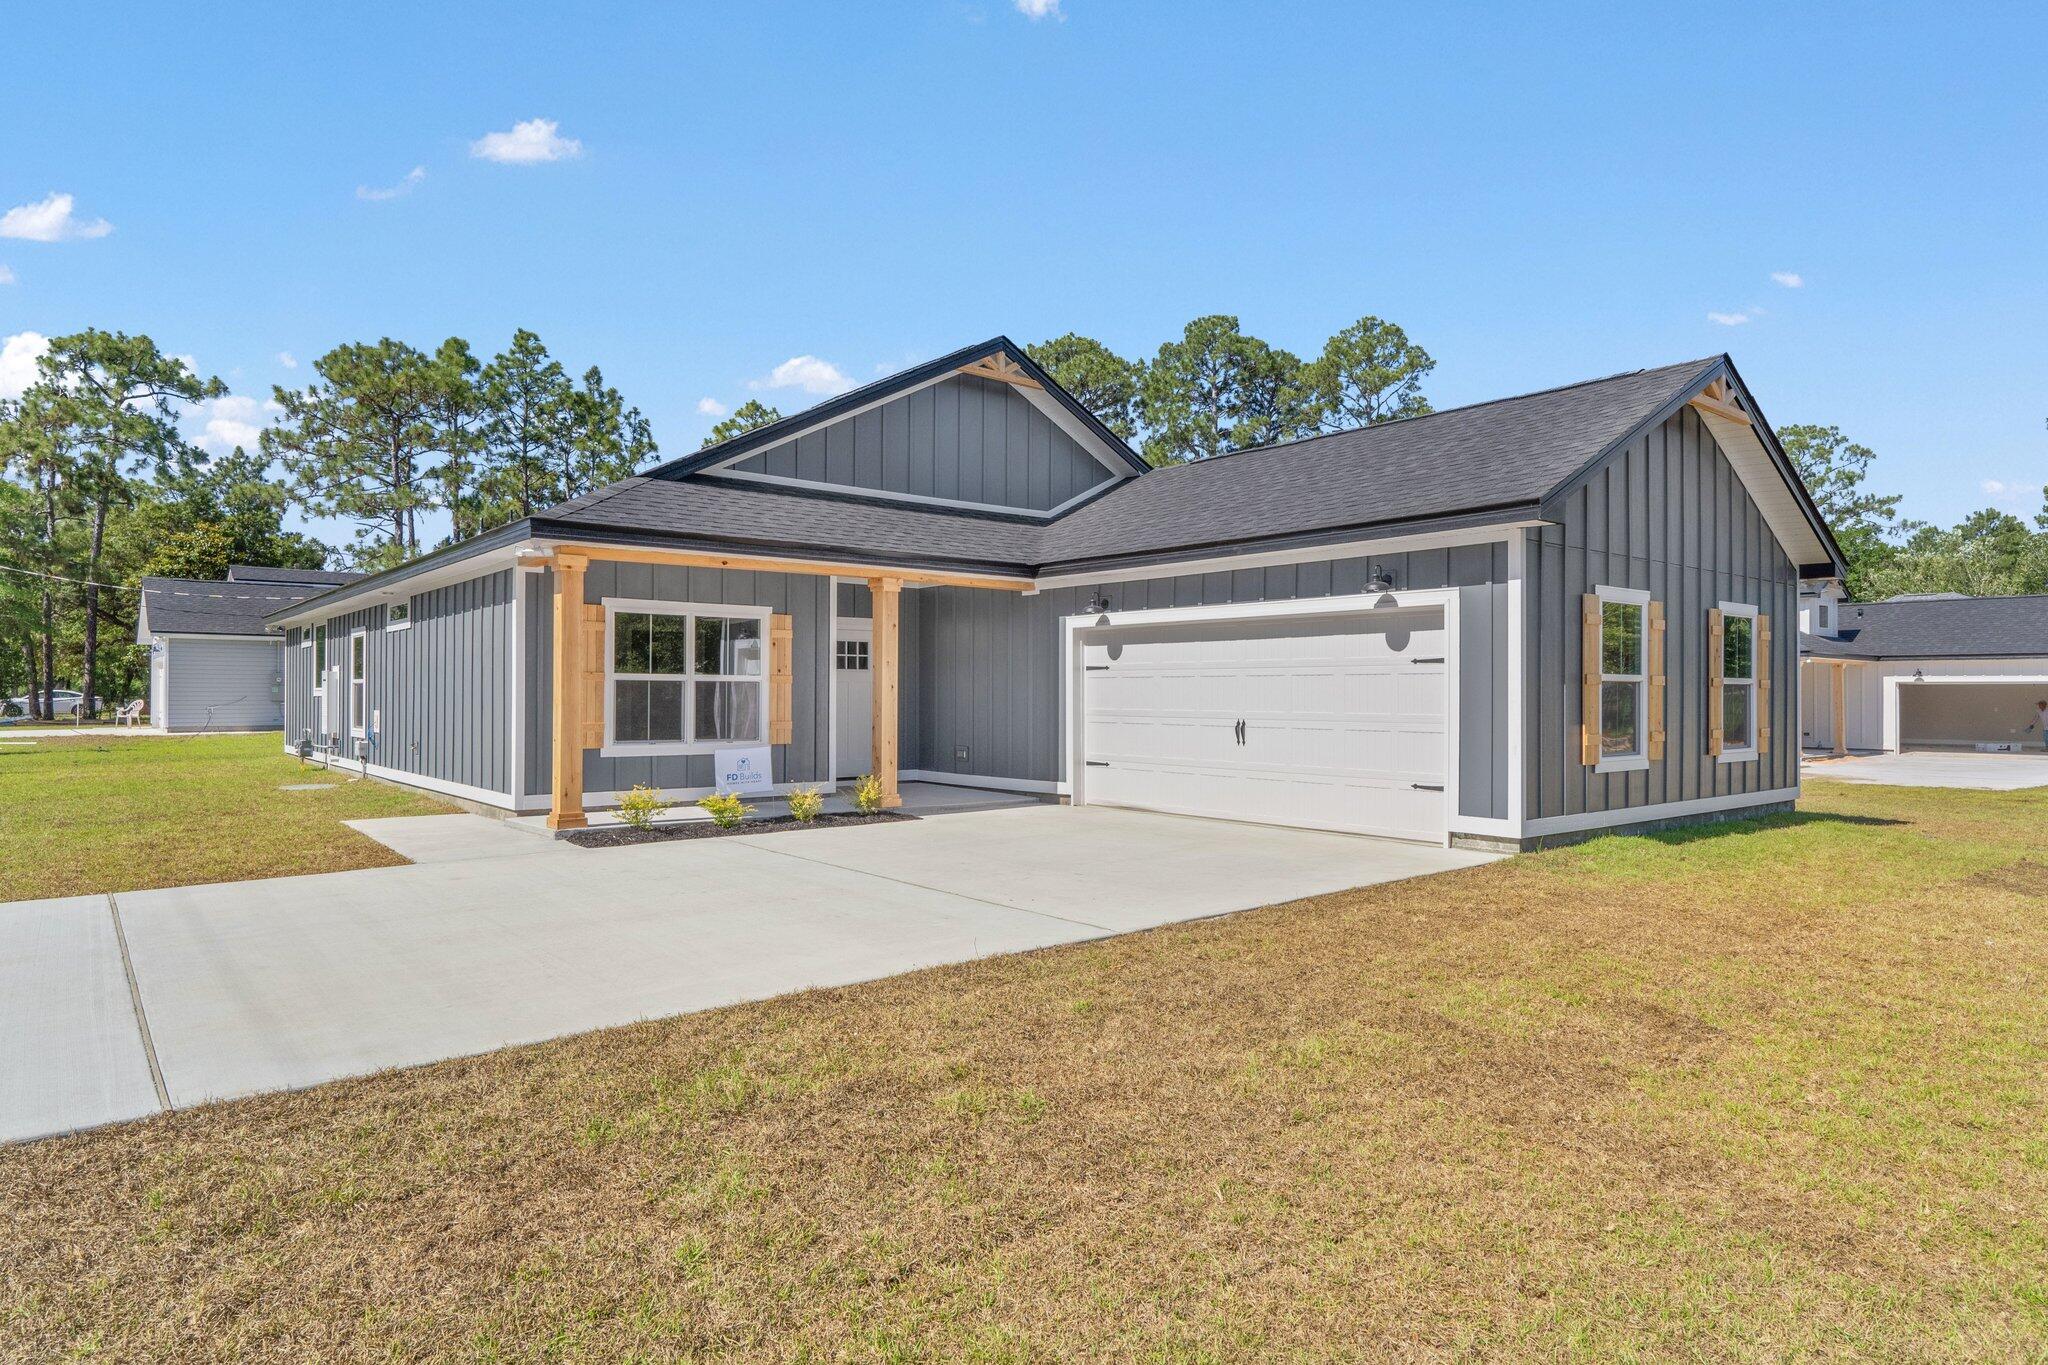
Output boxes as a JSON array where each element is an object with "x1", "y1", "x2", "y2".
[
  {"x1": 1900, "y1": 681, "x2": 2048, "y2": 751},
  {"x1": 1080, "y1": 609, "x2": 1448, "y2": 842}
]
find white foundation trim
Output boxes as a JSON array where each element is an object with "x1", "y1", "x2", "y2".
[
  {"x1": 1523, "y1": 785, "x2": 1799, "y2": 838},
  {"x1": 899, "y1": 768, "x2": 1065, "y2": 795},
  {"x1": 285, "y1": 744, "x2": 519, "y2": 810},
  {"x1": 1060, "y1": 587, "x2": 1465, "y2": 847}
]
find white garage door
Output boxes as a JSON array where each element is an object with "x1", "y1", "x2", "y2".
[{"x1": 1080, "y1": 609, "x2": 1448, "y2": 842}]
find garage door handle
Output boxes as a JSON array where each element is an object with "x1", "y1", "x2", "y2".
[
  {"x1": 1410, "y1": 782, "x2": 1444, "y2": 791},
  {"x1": 1085, "y1": 760, "x2": 1111, "y2": 768},
  {"x1": 1411, "y1": 657, "x2": 1445, "y2": 664},
  {"x1": 1235, "y1": 718, "x2": 1245, "y2": 745}
]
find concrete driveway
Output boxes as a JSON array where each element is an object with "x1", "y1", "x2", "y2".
[
  {"x1": 1804, "y1": 750, "x2": 2048, "y2": 790},
  {"x1": 0, "y1": 804, "x2": 1493, "y2": 1143}
]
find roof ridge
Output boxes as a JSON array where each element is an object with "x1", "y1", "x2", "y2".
[{"x1": 1129, "y1": 356, "x2": 1724, "y2": 475}]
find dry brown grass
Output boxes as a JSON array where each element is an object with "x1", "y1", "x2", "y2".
[{"x1": 4, "y1": 780, "x2": 2046, "y2": 1361}]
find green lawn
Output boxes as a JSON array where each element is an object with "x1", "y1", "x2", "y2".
[
  {"x1": 3, "y1": 780, "x2": 2045, "y2": 1360},
  {"x1": 0, "y1": 732, "x2": 453, "y2": 902}
]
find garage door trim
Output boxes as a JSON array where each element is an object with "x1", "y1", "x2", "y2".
[{"x1": 1061, "y1": 588, "x2": 1464, "y2": 846}]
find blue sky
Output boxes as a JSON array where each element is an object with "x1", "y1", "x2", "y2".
[{"x1": 3, "y1": 1, "x2": 2043, "y2": 549}]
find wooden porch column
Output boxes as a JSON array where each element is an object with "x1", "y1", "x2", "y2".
[
  {"x1": 868, "y1": 575, "x2": 904, "y2": 809},
  {"x1": 1831, "y1": 661, "x2": 1848, "y2": 757},
  {"x1": 547, "y1": 552, "x2": 590, "y2": 830}
]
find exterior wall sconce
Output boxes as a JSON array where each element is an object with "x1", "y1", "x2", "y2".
[
  {"x1": 1365, "y1": 565, "x2": 1395, "y2": 594},
  {"x1": 1083, "y1": 591, "x2": 1112, "y2": 617}
]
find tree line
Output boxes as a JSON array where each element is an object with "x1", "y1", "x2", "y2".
[
  {"x1": 0, "y1": 327, "x2": 654, "y2": 719},
  {"x1": 3, "y1": 314, "x2": 2042, "y2": 721},
  {"x1": 1781, "y1": 425, "x2": 2048, "y2": 599}
]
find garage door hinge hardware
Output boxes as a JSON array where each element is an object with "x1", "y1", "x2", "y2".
[
  {"x1": 1410, "y1": 782, "x2": 1444, "y2": 791},
  {"x1": 1085, "y1": 664, "x2": 1111, "y2": 670},
  {"x1": 1412, "y1": 656, "x2": 1445, "y2": 664},
  {"x1": 1085, "y1": 760, "x2": 1111, "y2": 767}
]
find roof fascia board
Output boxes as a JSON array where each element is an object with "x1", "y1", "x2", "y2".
[
  {"x1": 527, "y1": 520, "x2": 1034, "y2": 580},
  {"x1": 1035, "y1": 504, "x2": 1547, "y2": 583},
  {"x1": 264, "y1": 519, "x2": 536, "y2": 627}
]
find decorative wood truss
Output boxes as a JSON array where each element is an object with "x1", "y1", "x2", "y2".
[
  {"x1": 533, "y1": 544, "x2": 1029, "y2": 829},
  {"x1": 955, "y1": 351, "x2": 1043, "y2": 390},
  {"x1": 1687, "y1": 377, "x2": 1754, "y2": 429}
]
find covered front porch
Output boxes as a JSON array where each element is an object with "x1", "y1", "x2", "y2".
[{"x1": 529, "y1": 543, "x2": 1036, "y2": 829}]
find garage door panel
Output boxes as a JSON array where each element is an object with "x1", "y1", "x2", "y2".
[{"x1": 1081, "y1": 610, "x2": 1448, "y2": 843}]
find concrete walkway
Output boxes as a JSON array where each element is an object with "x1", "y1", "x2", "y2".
[
  {"x1": 1803, "y1": 750, "x2": 2048, "y2": 790},
  {"x1": 0, "y1": 804, "x2": 1493, "y2": 1143}
]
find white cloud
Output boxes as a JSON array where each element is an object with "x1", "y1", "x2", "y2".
[
  {"x1": 1016, "y1": 0, "x2": 1064, "y2": 17},
  {"x1": 0, "y1": 331, "x2": 50, "y2": 398},
  {"x1": 1770, "y1": 271, "x2": 1804, "y2": 288},
  {"x1": 696, "y1": 397, "x2": 727, "y2": 417},
  {"x1": 470, "y1": 118, "x2": 583, "y2": 164},
  {"x1": 1706, "y1": 310, "x2": 1752, "y2": 326},
  {"x1": 1980, "y1": 478, "x2": 2037, "y2": 507},
  {"x1": 356, "y1": 166, "x2": 426, "y2": 201},
  {"x1": 0, "y1": 192, "x2": 113, "y2": 242},
  {"x1": 189, "y1": 394, "x2": 283, "y2": 454},
  {"x1": 0, "y1": 264, "x2": 13, "y2": 285},
  {"x1": 277, "y1": 351, "x2": 297, "y2": 369},
  {"x1": 750, "y1": 355, "x2": 854, "y2": 396}
]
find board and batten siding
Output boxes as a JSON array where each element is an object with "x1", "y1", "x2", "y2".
[
  {"x1": 286, "y1": 569, "x2": 518, "y2": 797},
  {"x1": 722, "y1": 373, "x2": 1118, "y2": 513},
  {"x1": 163, "y1": 637, "x2": 285, "y2": 731},
  {"x1": 522, "y1": 561, "x2": 833, "y2": 799},
  {"x1": 898, "y1": 545, "x2": 1512, "y2": 820},
  {"x1": 1525, "y1": 407, "x2": 1800, "y2": 822}
]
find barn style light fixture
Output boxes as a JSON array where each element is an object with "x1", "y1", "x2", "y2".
[
  {"x1": 1366, "y1": 564, "x2": 1395, "y2": 594},
  {"x1": 1083, "y1": 591, "x2": 1112, "y2": 617}
]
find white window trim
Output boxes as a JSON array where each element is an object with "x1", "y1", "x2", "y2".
[
  {"x1": 385, "y1": 599, "x2": 412, "y2": 631},
  {"x1": 600, "y1": 597, "x2": 772, "y2": 758},
  {"x1": 348, "y1": 628, "x2": 368, "y2": 738},
  {"x1": 1594, "y1": 585, "x2": 1651, "y2": 775},
  {"x1": 1718, "y1": 599, "x2": 1760, "y2": 764}
]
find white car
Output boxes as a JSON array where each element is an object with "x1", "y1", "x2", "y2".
[{"x1": 4, "y1": 688, "x2": 84, "y2": 718}]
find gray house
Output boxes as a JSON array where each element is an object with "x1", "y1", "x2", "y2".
[
  {"x1": 137, "y1": 565, "x2": 361, "y2": 732},
  {"x1": 266, "y1": 340, "x2": 1842, "y2": 850}
]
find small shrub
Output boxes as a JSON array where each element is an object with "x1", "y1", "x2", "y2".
[
  {"x1": 785, "y1": 785, "x2": 826, "y2": 823},
  {"x1": 698, "y1": 791, "x2": 752, "y2": 829},
  {"x1": 851, "y1": 773, "x2": 886, "y2": 815},
  {"x1": 617, "y1": 784, "x2": 670, "y2": 831}
]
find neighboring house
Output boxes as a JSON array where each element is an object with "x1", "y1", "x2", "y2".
[
  {"x1": 136, "y1": 565, "x2": 363, "y2": 732},
  {"x1": 1800, "y1": 587, "x2": 2048, "y2": 754},
  {"x1": 265, "y1": 340, "x2": 1842, "y2": 851}
]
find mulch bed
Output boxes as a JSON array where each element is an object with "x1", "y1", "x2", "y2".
[{"x1": 564, "y1": 810, "x2": 917, "y2": 848}]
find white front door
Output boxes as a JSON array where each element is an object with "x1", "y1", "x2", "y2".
[
  {"x1": 1081, "y1": 609, "x2": 1449, "y2": 842},
  {"x1": 834, "y1": 623, "x2": 873, "y2": 779}
]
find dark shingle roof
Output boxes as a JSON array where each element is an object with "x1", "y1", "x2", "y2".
[
  {"x1": 1035, "y1": 358, "x2": 1721, "y2": 569},
  {"x1": 1801, "y1": 595, "x2": 2048, "y2": 660},
  {"x1": 225, "y1": 564, "x2": 363, "y2": 587},
  {"x1": 536, "y1": 358, "x2": 1726, "y2": 574},
  {"x1": 532, "y1": 477, "x2": 1045, "y2": 575},
  {"x1": 141, "y1": 577, "x2": 333, "y2": 636}
]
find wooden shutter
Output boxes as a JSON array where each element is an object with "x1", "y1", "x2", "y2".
[
  {"x1": 579, "y1": 602, "x2": 605, "y2": 750},
  {"x1": 1756, "y1": 612, "x2": 1772, "y2": 754},
  {"x1": 1579, "y1": 593, "x2": 1601, "y2": 766},
  {"x1": 1706, "y1": 607, "x2": 1725, "y2": 757},
  {"x1": 1647, "y1": 599, "x2": 1667, "y2": 761},
  {"x1": 768, "y1": 613, "x2": 794, "y2": 745}
]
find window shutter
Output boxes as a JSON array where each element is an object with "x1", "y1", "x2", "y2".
[
  {"x1": 1580, "y1": 593, "x2": 1601, "y2": 766},
  {"x1": 1756, "y1": 612, "x2": 1772, "y2": 754},
  {"x1": 1706, "y1": 607, "x2": 1725, "y2": 757},
  {"x1": 769, "y1": 613, "x2": 794, "y2": 746},
  {"x1": 1647, "y1": 599, "x2": 1667, "y2": 761},
  {"x1": 579, "y1": 603, "x2": 605, "y2": 750}
]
